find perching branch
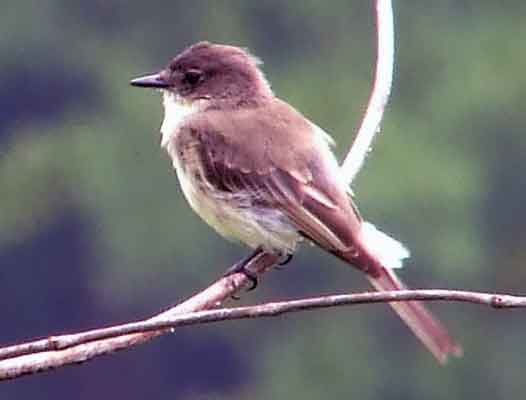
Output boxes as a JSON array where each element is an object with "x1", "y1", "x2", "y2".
[
  {"x1": 0, "y1": 252, "x2": 279, "y2": 381},
  {"x1": 2, "y1": 288, "x2": 526, "y2": 380},
  {"x1": 8, "y1": 289, "x2": 526, "y2": 354}
]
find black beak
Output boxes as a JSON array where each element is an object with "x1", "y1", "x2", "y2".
[{"x1": 130, "y1": 73, "x2": 170, "y2": 88}]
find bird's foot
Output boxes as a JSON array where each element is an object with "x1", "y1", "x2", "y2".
[
  {"x1": 224, "y1": 260, "x2": 259, "y2": 291},
  {"x1": 223, "y1": 247, "x2": 264, "y2": 294},
  {"x1": 275, "y1": 253, "x2": 294, "y2": 270}
]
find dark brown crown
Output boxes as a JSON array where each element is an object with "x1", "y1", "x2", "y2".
[{"x1": 164, "y1": 42, "x2": 272, "y2": 102}]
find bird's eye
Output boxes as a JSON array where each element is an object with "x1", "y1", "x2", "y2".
[{"x1": 184, "y1": 69, "x2": 203, "y2": 85}]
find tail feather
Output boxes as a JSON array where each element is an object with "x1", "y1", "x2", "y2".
[
  {"x1": 335, "y1": 222, "x2": 462, "y2": 363},
  {"x1": 368, "y1": 267, "x2": 463, "y2": 364},
  {"x1": 361, "y1": 222, "x2": 409, "y2": 269}
]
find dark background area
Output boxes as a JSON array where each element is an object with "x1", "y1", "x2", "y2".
[{"x1": 1, "y1": 1, "x2": 526, "y2": 399}]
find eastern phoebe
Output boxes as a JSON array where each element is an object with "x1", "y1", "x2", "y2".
[{"x1": 131, "y1": 41, "x2": 461, "y2": 363}]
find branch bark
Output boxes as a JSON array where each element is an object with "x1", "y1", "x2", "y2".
[
  {"x1": 0, "y1": 252, "x2": 279, "y2": 381},
  {"x1": 2, "y1": 288, "x2": 526, "y2": 380}
]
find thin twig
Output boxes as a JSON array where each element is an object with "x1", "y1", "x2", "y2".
[
  {"x1": 340, "y1": 0, "x2": 395, "y2": 185},
  {"x1": 0, "y1": 252, "x2": 279, "y2": 381},
  {"x1": 1, "y1": 289, "x2": 525, "y2": 381}
]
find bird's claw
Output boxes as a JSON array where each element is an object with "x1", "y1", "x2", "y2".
[{"x1": 275, "y1": 253, "x2": 294, "y2": 270}]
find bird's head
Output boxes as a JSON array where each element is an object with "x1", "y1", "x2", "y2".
[{"x1": 130, "y1": 41, "x2": 272, "y2": 103}]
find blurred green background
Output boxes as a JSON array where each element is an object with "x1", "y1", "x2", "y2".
[{"x1": 1, "y1": 1, "x2": 525, "y2": 398}]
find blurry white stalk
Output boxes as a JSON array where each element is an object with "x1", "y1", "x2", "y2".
[{"x1": 340, "y1": 0, "x2": 394, "y2": 186}]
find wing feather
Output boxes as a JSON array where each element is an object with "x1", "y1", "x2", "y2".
[{"x1": 178, "y1": 100, "x2": 362, "y2": 254}]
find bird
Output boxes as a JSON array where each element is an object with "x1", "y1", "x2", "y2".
[{"x1": 130, "y1": 41, "x2": 462, "y2": 363}]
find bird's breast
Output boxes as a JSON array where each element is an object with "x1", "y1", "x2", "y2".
[
  {"x1": 159, "y1": 93, "x2": 301, "y2": 252},
  {"x1": 163, "y1": 133, "x2": 300, "y2": 253}
]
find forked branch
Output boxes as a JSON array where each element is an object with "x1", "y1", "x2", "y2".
[
  {"x1": 1, "y1": 289, "x2": 525, "y2": 363},
  {"x1": 0, "y1": 253, "x2": 279, "y2": 380}
]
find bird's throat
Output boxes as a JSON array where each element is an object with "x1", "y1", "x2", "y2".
[{"x1": 160, "y1": 91, "x2": 200, "y2": 148}]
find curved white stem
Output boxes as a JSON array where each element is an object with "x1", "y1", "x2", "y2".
[{"x1": 341, "y1": 0, "x2": 395, "y2": 186}]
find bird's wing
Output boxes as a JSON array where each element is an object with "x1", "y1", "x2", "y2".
[{"x1": 176, "y1": 99, "x2": 363, "y2": 254}]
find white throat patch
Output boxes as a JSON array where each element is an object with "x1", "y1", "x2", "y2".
[{"x1": 160, "y1": 91, "x2": 200, "y2": 148}]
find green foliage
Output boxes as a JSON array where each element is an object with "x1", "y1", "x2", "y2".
[{"x1": 1, "y1": 1, "x2": 525, "y2": 399}]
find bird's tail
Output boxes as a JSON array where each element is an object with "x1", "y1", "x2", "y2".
[
  {"x1": 341, "y1": 222, "x2": 462, "y2": 364},
  {"x1": 367, "y1": 267, "x2": 462, "y2": 363}
]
